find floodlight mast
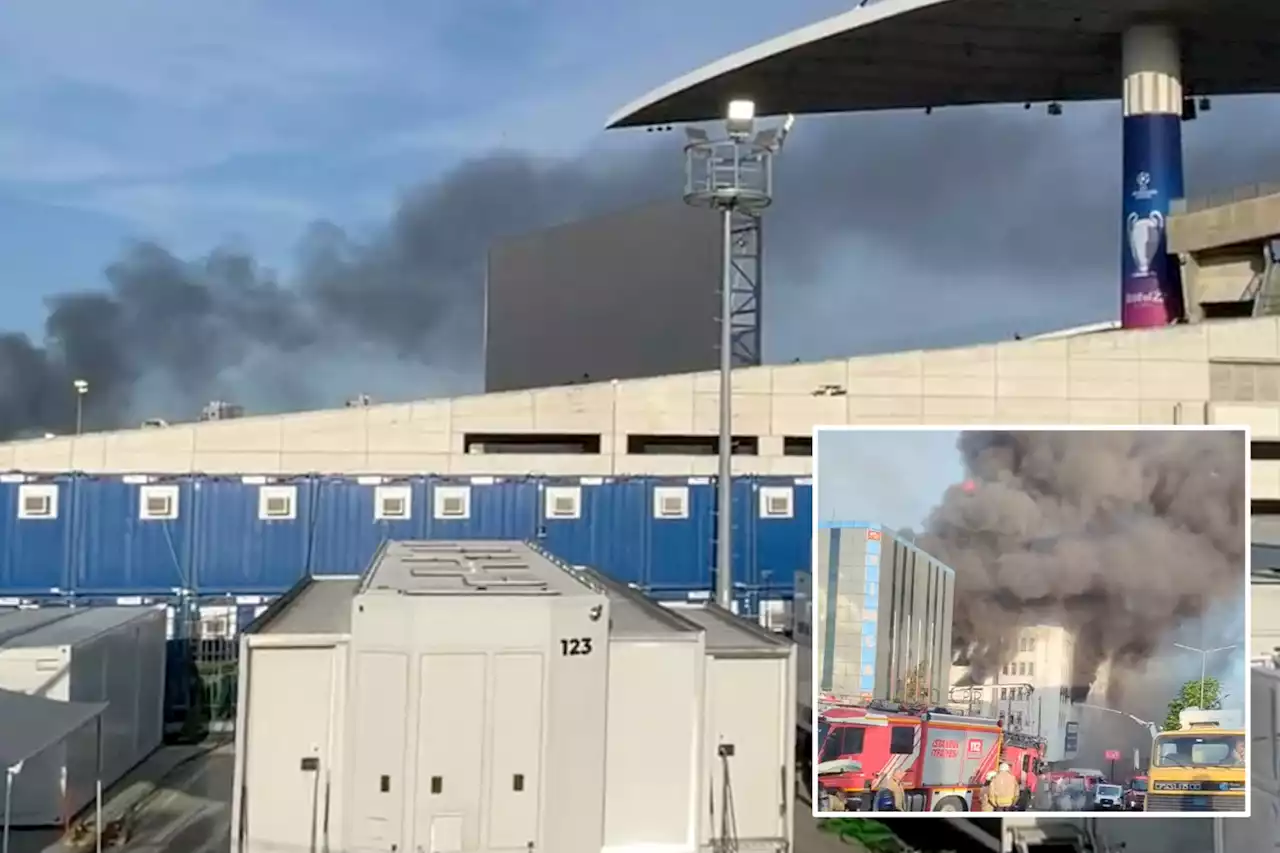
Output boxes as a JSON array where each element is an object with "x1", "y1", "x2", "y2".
[{"x1": 682, "y1": 101, "x2": 791, "y2": 610}]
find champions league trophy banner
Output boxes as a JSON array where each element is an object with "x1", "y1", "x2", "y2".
[{"x1": 1120, "y1": 113, "x2": 1184, "y2": 328}]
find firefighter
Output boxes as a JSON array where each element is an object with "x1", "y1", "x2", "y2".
[
  {"x1": 979, "y1": 769, "x2": 996, "y2": 811},
  {"x1": 989, "y1": 762, "x2": 1020, "y2": 811},
  {"x1": 874, "y1": 768, "x2": 907, "y2": 811}
]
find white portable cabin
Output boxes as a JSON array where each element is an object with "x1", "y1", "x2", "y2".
[
  {"x1": 616, "y1": 583, "x2": 797, "y2": 853},
  {"x1": 233, "y1": 540, "x2": 611, "y2": 853},
  {"x1": 678, "y1": 604, "x2": 796, "y2": 853},
  {"x1": 581, "y1": 570, "x2": 708, "y2": 851},
  {"x1": 0, "y1": 606, "x2": 166, "y2": 826},
  {"x1": 232, "y1": 541, "x2": 797, "y2": 853}
]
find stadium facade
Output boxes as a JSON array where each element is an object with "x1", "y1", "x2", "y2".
[{"x1": 3, "y1": 314, "x2": 1276, "y2": 495}]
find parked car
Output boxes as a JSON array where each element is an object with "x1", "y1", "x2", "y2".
[{"x1": 1092, "y1": 783, "x2": 1123, "y2": 811}]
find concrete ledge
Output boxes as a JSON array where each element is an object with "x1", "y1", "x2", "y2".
[{"x1": 1169, "y1": 188, "x2": 1280, "y2": 253}]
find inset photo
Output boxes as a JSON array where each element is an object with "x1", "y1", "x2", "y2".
[{"x1": 808, "y1": 427, "x2": 1249, "y2": 818}]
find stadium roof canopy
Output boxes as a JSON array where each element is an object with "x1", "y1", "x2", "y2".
[{"x1": 607, "y1": 0, "x2": 1280, "y2": 128}]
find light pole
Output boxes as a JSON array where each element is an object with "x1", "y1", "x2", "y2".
[
  {"x1": 682, "y1": 101, "x2": 792, "y2": 610},
  {"x1": 72, "y1": 378, "x2": 89, "y2": 435},
  {"x1": 1172, "y1": 642, "x2": 1238, "y2": 708}
]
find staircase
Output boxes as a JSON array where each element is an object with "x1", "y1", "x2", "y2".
[{"x1": 1250, "y1": 240, "x2": 1280, "y2": 317}]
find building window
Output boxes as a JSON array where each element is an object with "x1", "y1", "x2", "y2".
[
  {"x1": 1026, "y1": 662, "x2": 1034, "y2": 677},
  {"x1": 1000, "y1": 687, "x2": 1008, "y2": 699},
  {"x1": 1017, "y1": 661, "x2": 1026, "y2": 676},
  {"x1": 1026, "y1": 638, "x2": 1035, "y2": 652}
]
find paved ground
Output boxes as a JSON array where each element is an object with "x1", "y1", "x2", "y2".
[
  {"x1": 1, "y1": 743, "x2": 1012, "y2": 853},
  {"x1": 1095, "y1": 816, "x2": 1235, "y2": 853},
  {"x1": 1006, "y1": 817, "x2": 1219, "y2": 853},
  {"x1": 120, "y1": 747, "x2": 232, "y2": 853},
  {"x1": 5, "y1": 742, "x2": 232, "y2": 853}
]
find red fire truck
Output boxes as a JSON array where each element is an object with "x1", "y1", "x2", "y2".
[
  {"x1": 815, "y1": 700, "x2": 1045, "y2": 812},
  {"x1": 1002, "y1": 730, "x2": 1049, "y2": 802}
]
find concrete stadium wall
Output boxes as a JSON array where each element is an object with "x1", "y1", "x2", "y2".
[{"x1": 2, "y1": 315, "x2": 1279, "y2": 496}]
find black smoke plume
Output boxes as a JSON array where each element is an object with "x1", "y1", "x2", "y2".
[
  {"x1": 4, "y1": 97, "x2": 1280, "y2": 438},
  {"x1": 917, "y1": 429, "x2": 1247, "y2": 695}
]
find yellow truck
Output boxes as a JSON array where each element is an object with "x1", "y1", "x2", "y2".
[{"x1": 1145, "y1": 708, "x2": 1246, "y2": 812}]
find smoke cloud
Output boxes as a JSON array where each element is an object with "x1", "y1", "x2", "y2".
[
  {"x1": 917, "y1": 429, "x2": 1247, "y2": 696},
  {"x1": 3, "y1": 97, "x2": 1280, "y2": 438}
]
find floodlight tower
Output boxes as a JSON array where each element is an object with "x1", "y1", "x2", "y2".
[{"x1": 682, "y1": 100, "x2": 793, "y2": 610}]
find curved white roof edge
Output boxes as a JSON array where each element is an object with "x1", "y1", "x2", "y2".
[
  {"x1": 606, "y1": 0, "x2": 951, "y2": 128},
  {"x1": 1026, "y1": 320, "x2": 1123, "y2": 340}
]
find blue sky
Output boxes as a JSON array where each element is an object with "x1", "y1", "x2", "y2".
[
  {"x1": 815, "y1": 428, "x2": 965, "y2": 530},
  {"x1": 0, "y1": 0, "x2": 861, "y2": 338}
]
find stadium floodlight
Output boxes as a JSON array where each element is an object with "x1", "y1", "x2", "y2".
[
  {"x1": 753, "y1": 113, "x2": 797, "y2": 153},
  {"x1": 72, "y1": 378, "x2": 89, "y2": 436},
  {"x1": 725, "y1": 99, "x2": 755, "y2": 138},
  {"x1": 681, "y1": 106, "x2": 785, "y2": 611}
]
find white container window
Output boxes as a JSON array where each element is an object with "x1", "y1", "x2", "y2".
[
  {"x1": 544, "y1": 486, "x2": 581, "y2": 520},
  {"x1": 139, "y1": 484, "x2": 180, "y2": 521},
  {"x1": 374, "y1": 485, "x2": 412, "y2": 521},
  {"x1": 17, "y1": 483, "x2": 58, "y2": 520},
  {"x1": 653, "y1": 486, "x2": 689, "y2": 520},
  {"x1": 759, "y1": 485, "x2": 794, "y2": 519},
  {"x1": 433, "y1": 485, "x2": 471, "y2": 520},
  {"x1": 258, "y1": 485, "x2": 297, "y2": 521}
]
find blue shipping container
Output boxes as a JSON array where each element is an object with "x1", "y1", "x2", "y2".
[
  {"x1": 732, "y1": 476, "x2": 810, "y2": 611},
  {"x1": 422, "y1": 477, "x2": 540, "y2": 541},
  {"x1": 753, "y1": 476, "x2": 811, "y2": 597},
  {"x1": 309, "y1": 476, "x2": 427, "y2": 575},
  {"x1": 643, "y1": 477, "x2": 715, "y2": 597},
  {"x1": 536, "y1": 477, "x2": 714, "y2": 596},
  {"x1": 72, "y1": 476, "x2": 197, "y2": 595},
  {"x1": 538, "y1": 478, "x2": 645, "y2": 587},
  {"x1": 0, "y1": 474, "x2": 76, "y2": 595},
  {"x1": 190, "y1": 476, "x2": 318, "y2": 594},
  {"x1": 0, "y1": 472, "x2": 809, "y2": 604}
]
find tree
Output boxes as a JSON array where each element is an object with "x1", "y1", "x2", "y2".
[{"x1": 1163, "y1": 675, "x2": 1222, "y2": 732}]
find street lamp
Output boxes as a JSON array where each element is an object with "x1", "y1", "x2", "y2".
[
  {"x1": 683, "y1": 100, "x2": 793, "y2": 610},
  {"x1": 72, "y1": 379, "x2": 89, "y2": 436},
  {"x1": 1172, "y1": 642, "x2": 1238, "y2": 708}
]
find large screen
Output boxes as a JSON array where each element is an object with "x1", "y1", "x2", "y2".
[{"x1": 484, "y1": 201, "x2": 722, "y2": 393}]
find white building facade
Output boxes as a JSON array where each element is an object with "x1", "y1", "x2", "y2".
[{"x1": 950, "y1": 626, "x2": 1082, "y2": 764}]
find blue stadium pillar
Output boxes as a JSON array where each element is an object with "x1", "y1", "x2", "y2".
[{"x1": 1120, "y1": 23, "x2": 1186, "y2": 328}]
